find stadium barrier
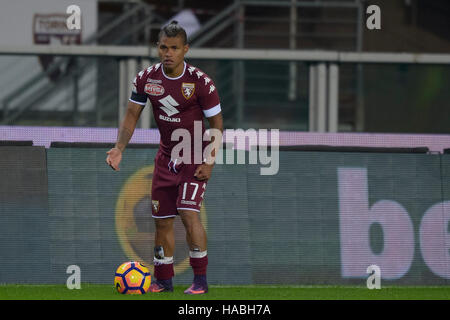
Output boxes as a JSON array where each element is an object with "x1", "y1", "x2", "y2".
[
  {"x1": 0, "y1": 133, "x2": 449, "y2": 285},
  {"x1": 0, "y1": 146, "x2": 51, "y2": 283}
]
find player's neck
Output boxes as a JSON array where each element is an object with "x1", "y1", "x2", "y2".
[{"x1": 163, "y1": 61, "x2": 185, "y2": 79}]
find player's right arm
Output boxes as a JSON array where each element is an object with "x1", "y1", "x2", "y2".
[
  {"x1": 106, "y1": 101, "x2": 143, "y2": 171},
  {"x1": 106, "y1": 68, "x2": 149, "y2": 171},
  {"x1": 106, "y1": 67, "x2": 151, "y2": 171}
]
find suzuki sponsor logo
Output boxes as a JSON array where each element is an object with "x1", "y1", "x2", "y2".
[
  {"x1": 159, "y1": 114, "x2": 181, "y2": 123},
  {"x1": 158, "y1": 95, "x2": 180, "y2": 117}
]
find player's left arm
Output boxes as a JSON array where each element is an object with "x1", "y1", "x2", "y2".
[{"x1": 194, "y1": 112, "x2": 223, "y2": 181}]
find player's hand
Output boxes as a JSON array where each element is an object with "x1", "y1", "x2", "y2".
[
  {"x1": 106, "y1": 147, "x2": 122, "y2": 171},
  {"x1": 194, "y1": 163, "x2": 213, "y2": 181}
]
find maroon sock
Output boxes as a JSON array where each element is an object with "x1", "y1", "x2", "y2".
[
  {"x1": 190, "y1": 255, "x2": 208, "y2": 276},
  {"x1": 154, "y1": 259, "x2": 174, "y2": 280}
]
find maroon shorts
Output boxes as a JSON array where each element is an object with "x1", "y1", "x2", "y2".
[{"x1": 151, "y1": 150, "x2": 208, "y2": 218}]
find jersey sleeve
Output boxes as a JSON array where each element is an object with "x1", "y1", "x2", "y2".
[
  {"x1": 129, "y1": 69, "x2": 148, "y2": 106},
  {"x1": 197, "y1": 75, "x2": 221, "y2": 118}
]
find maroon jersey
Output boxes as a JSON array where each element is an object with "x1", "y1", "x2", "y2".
[{"x1": 130, "y1": 61, "x2": 221, "y2": 160}]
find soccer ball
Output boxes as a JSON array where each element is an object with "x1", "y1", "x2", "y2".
[{"x1": 114, "y1": 261, "x2": 151, "y2": 294}]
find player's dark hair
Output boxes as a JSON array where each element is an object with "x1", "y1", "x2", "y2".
[{"x1": 158, "y1": 20, "x2": 188, "y2": 45}]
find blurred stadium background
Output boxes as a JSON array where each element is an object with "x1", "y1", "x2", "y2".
[{"x1": 0, "y1": 0, "x2": 449, "y2": 291}]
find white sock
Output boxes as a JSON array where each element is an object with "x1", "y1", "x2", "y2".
[{"x1": 189, "y1": 250, "x2": 207, "y2": 258}]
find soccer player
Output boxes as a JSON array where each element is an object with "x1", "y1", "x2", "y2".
[{"x1": 106, "y1": 21, "x2": 223, "y2": 295}]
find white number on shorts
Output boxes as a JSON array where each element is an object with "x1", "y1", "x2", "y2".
[{"x1": 182, "y1": 182, "x2": 199, "y2": 200}]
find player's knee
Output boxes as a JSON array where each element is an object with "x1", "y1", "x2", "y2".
[
  {"x1": 179, "y1": 210, "x2": 201, "y2": 227},
  {"x1": 154, "y1": 216, "x2": 174, "y2": 231}
]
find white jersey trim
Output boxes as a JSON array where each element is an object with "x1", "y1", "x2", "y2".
[
  {"x1": 152, "y1": 214, "x2": 177, "y2": 219},
  {"x1": 177, "y1": 207, "x2": 201, "y2": 213},
  {"x1": 129, "y1": 98, "x2": 146, "y2": 106},
  {"x1": 161, "y1": 61, "x2": 187, "y2": 80},
  {"x1": 203, "y1": 103, "x2": 221, "y2": 118}
]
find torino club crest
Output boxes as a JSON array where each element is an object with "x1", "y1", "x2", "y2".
[{"x1": 182, "y1": 83, "x2": 195, "y2": 100}]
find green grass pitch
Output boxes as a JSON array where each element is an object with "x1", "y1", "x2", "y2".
[{"x1": 0, "y1": 284, "x2": 449, "y2": 300}]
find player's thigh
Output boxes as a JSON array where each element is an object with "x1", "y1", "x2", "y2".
[{"x1": 151, "y1": 154, "x2": 179, "y2": 218}]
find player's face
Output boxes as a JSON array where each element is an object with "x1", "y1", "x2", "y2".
[{"x1": 158, "y1": 35, "x2": 189, "y2": 75}]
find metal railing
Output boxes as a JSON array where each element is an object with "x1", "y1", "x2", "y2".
[
  {"x1": 1, "y1": 45, "x2": 450, "y2": 132},
  {"x1": 0, "y1": 0, "x2": 368, "y2": 129},
  {"x1": 0, "y1": 1, "x2": 164, "y2": 126},
  {"x1": 186, "y1": 0, "x2": 365, "y2": 130}
]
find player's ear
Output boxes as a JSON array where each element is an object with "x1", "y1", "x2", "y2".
[{"x1": 184, "y1": 43, "x2": 189, "y2": 54}]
